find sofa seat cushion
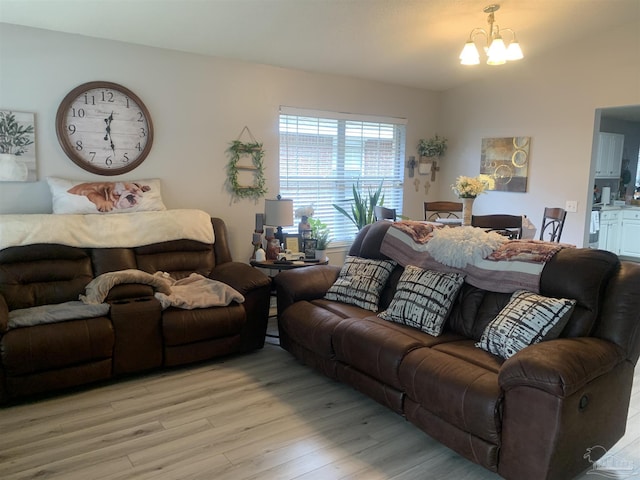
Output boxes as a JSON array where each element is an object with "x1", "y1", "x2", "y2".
[
  {"x1": 1, "y1": 318, "x2": 114, "y2": 376},
  {"x1": 332, "y1": 317, "x2": 464, "y2": 390},
  {"x1": 162, "y1": 304, "x2": 245, "y2": 346},
  {"x1": 399, "y1": 347, "x2": 503, "y2": 444},
  {"x1": 310, "y1": 299, "x2": 373, "y2": 320},
  {"x1": 278, "y1": 301, "x2": 349, "y2": 358},
  {"x1": 432, "y1": 339, "x2": 504, "y2": 374}
]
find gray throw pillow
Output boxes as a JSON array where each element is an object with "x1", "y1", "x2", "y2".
[
  {"x1": 378, "y1": 265, "x2": 465, "y2": 336},
  {"x1": 476, "y1": 290, "x2": 576, "y2": 359},
  {"x1": 325, "y1": 256, "x2": 397, "y2": 311}
]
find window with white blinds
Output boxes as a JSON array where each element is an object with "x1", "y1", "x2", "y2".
[{"x1": 279, "y1": 107, "x2": 406, "y2": 244}]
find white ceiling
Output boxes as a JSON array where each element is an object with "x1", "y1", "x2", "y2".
[{"x1": 1, "y1": 0, "x2": 639, "y2": 91}]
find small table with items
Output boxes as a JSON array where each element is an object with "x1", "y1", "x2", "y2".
[
  {"x1": 250, "y1": 257, "x2": 328, "y2": 272},
  {"x1": 250, "y1": 257, "x2": 329, "y2": 342}
]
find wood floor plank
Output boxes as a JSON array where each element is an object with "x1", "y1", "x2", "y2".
[{"x1": 0, "y1": 344, "x2": 637, "y2": 480}]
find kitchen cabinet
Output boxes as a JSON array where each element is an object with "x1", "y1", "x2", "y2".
[
  {"x1": 600, "y1": 209, "x2": 620, "y2": 253},
  {"x1": 595, "y1": 132, "x2": 624, "y2": 179},
  {"x1": 619, "y1": 210, "x2": 640, "y2": 257}
]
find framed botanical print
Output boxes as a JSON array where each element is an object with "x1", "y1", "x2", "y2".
[{"x1": 0, "y1": 110, "x2": 37, "y2": 182}]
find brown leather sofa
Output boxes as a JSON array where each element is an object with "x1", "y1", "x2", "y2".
[
  {"x1": 0, "y1": 217, "x2": 271, "y2": 403},
  {"x1": 275, "y1": 221, "x2": 640, "y2": 480}
]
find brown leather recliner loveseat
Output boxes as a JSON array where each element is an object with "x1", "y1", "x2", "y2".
[
  {"x1": 0, "y1": 215, "x2": 271, "y2": 403},
  {"x1": 275, "y1": 221, "x2": 640, "y2": 480}
]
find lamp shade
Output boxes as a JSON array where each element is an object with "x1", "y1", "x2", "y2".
[
  {"x1": 264, "y1": 198, "x2": 294, "y2": 227},
  {"x1": 459, "y1": 41, "x2": 480, "y2": 65}
]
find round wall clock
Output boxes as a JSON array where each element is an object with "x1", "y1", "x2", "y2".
[{"x1": 55, "y1": 81, "x2": 153, "y2": 175}]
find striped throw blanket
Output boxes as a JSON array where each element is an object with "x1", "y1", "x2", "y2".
[{"x1": 380, "y1": 222, "x2": 568, "y2": 293}]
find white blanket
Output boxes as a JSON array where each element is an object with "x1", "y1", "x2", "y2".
[
  {"x1": 155, "y1": 273, "x2": 245, "y2": 310},
  {"x1": 425, "y1": 227, "x2": 508, "y2": 268},
  {"x1": 0, "y1": 209, "x2": 214, "y2": 250}
]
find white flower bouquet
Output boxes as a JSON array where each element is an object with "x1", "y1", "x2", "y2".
[{"x1": 451, "y1": 174, "x2": 495, "y2": 198}]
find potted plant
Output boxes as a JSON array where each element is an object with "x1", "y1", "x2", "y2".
[
  {"x1": 0, "y1": 111, "x2": 34, "y2": 181},
  {"x1": 417, "y1": 134, "x2": 448, "y2": 158},
  {"x1": 333, "y1": 181, "x2": 384, "y2": 230},
  {"x1": 309, "y1": 217, "x2": 331, "y2": 259}
]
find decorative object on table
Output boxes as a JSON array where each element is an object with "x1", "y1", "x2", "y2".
[
  {"x1": 451, "y1": 174, "x2": 494, "y2": 226},
  {"x1": 417, "y1": 134, "x2": 447, "y2": 181},
  {"x1": 309, "y1": 217, "x2": 331, "y2": 260},
  {"x1": 251, "y1": 232, "x2": 263, "y2": 259},
  {"x1": 459, "y1": 4, "x2": 524, "y2": 66},
  {"x1": 55, "y1": 82, "x2": 153, "y2": 175},
  {"x1": 264, "y1": 228, "x2": 280, "y2": 261},
  {"x1": 226, "y1": 126, "x2": 267, "y2": 200},
  {"x1": 0, "y1": 110, "x2": 36, "y2": 182},
  {"x1": 303, "y1": 238, "x2": 317, "y2": 260},
  {"x1": 295, "y1": 205, "x2": 314, "y2": 249},
  {"x1": 254, "y1": 247, "x2": 266, "y2": 262},
  {"x1": 264, "y1": 194, "x2": 294, "y2": 253},
  {"x1": 480, "y1": 136, "x2": 530, "y2": 192},
  {"x1": 333, "y1": 181, "x2": 384, "y2": 230},
  {"x1": 283, "y1": 233, "x2": 301, "y2": 253}
]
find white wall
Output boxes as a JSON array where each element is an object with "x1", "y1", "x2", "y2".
[
  {"x1": 437, "y1": 20, "x2": 640, "y2": 246},
  {"x1": 0, "y1": 23, "x2": 438, "y2": 261}
]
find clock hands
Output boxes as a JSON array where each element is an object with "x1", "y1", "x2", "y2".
[{"x1": 104, "y1": 112, "x2": 116, "y2": 157}]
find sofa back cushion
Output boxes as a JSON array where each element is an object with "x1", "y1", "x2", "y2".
[
  {"x1": 0, "y1": 244, "x2": 93, "y2": 310},
  {"x1": 539, "y1": 248, "x2": 618, "y2": 337},
  {"x1": 134, "y1": 239, "x2": 215, "y2": 279}
]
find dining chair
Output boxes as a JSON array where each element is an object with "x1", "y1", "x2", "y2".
[
  {"x1": 424, "y1": 201, "x2": 463, "y2": 221},
  {"x1": 539, "y1": 207, "x2": 567, "y2": 242},
  {"x1": 374, "y1": 205, "x2": 397, "y2": 221},
  {"x1": 471, "y1": 214, "x2": 523, "y2": 239}
]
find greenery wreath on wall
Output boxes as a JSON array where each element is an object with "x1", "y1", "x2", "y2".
[{"x1": 226, "y1": 140, "x2": 267, "y2": 199}]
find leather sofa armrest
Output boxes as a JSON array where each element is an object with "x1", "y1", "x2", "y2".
[
  {"x1": 274, "y1": 265, "x2": 341, "y2": 316},
  {"x1": 498, "y1": 337, "x2": 626, "y2": 398},
  {"x1": 209, "y1": 261, "x2": 271, "y2": 294},
  {"x1": 0, "y1": 295, "x2": 8, "y2": 334}
]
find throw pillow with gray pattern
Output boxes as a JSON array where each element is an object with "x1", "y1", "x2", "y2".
[
  {"x1": 476, "y1": 289, "x2": 576, "y2": 359},
  {"x1": 378, "y1": 265, "x2": 465, "y2": 335},
  {"x1": 325, "y1": 256, "x2": 397, "y2": 311}
]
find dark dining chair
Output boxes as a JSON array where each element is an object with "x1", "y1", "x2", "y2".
[
  {"x1": 374, "y1": 205, "x2": 397, "y2": 221},
  {"x1": 471, "y1": 214, "x2": 523, "y2": 239},
  {"x1": 424, "y1": 201, "x2": 463, "y2": 221},
  {"x1": 539, "y1": 207, "x2": 567, "y2": 242}
]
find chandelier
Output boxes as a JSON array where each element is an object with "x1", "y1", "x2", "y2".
[{"x1": 459, "y1": 4, "x2": 523, "y2": 66}]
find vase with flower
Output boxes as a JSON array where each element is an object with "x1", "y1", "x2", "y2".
[{"x1": 451, "y1": 175, "x2": 494, "y2": 226}]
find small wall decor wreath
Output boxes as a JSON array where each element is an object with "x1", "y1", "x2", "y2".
[{"x1": 226, "y1": 129, "x2": 267, "y2": 200}]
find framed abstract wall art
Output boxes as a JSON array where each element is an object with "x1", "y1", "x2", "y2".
[{"x1": 480, "y1": 137, "x2": 530, "y2": 193}]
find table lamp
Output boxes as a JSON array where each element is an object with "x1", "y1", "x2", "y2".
[{"x1": 264, "y1": 195, "x2": 294, "y2": 248}]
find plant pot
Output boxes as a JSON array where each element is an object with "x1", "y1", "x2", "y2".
[
  {"x1": 315, "y1": 249, "x2": 326, "y2": 261},
  {"x1": 0, "y1": 153, "x2": 28, "y2": 181}
]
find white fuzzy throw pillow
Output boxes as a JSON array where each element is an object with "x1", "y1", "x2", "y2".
[{"x1": 426, "y1": 226, "x2": 507, "y2": 268}]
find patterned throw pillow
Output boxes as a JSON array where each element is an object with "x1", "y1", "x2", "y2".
[
  {"x1": 324, "y1": 256, "x2": 397, "y2": 312},
  {"x1": 47, "y1": 177, "x2": 166, "y2": 214},
  {"x1": 476, "y1": 290, "x2": 576, "y2": 359},
  {"x1": 378, "y1": 265, "x2": 465, "y2": 336}
]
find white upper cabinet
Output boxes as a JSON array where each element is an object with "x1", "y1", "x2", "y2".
[{"x1": 595, "y1": 132, "x2": 624, "y2": 179}]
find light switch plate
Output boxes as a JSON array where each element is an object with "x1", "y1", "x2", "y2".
[{"x1": 565, "y1": 200, "x2": 578, "y2": 213}]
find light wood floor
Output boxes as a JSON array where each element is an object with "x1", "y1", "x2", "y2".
[{"x1": 0, "y1": 339, "x2": 638, "y2": 480}]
